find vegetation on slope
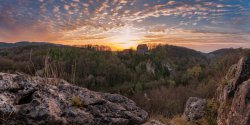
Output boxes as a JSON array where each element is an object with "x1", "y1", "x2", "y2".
[{"x1": 0, "y1": 44, "x2": 249, "y2": 119}]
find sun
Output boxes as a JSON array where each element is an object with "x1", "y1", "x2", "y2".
[{"x1": 108, "y1": 27, "x2": 142, "y2": 50}]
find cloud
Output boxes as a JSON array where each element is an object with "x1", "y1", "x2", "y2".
[
  {"x1": 0, "y1": 0, "x2": 249, "y2": 52},
  {"x1": 63, "y1": 35, "x2": 107, "y2": 41},
  {"x1": 139, "y1": 27, "x2": 250, "y2": 52}
]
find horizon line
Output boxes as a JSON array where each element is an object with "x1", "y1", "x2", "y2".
[{"x1": 0, "y1": 41, "x2": 247, "y2": 54}]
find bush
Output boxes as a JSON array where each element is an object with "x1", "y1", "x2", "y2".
[
  {"x1": 131, "y1": 82, "x2": 217, "y2": 117},
  {"x1": 204, "y1": 100, "x2": 218, "y2": 125},
  {"x1": 0, "y1": 57, "x2": 14, "y2": 71}
]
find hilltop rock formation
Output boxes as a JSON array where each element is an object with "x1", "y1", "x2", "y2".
[
  {"x1": 183, "y1": 97, "x2": 207, "y2": 121},
  {"x1": 136, "y1": 44, "x2": 148, "y2": 55},
  {"x1": 217, "y1": 56, "x2": 250, "y2": 125},
  {"x1": 0, "y1": 73, "x2": 148, "y2": 125}
]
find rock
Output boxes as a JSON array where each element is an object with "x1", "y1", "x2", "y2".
[
  {"x1": 145, "y1": 60, "x2": 171, "y2": 77},
  {"x1": 182, "y1": 97, "x2": 206, "y2": 121},
  {"x1": 0, "y1": 73, "x2": 148, "y2": 125},
  {"x1": 137, "y1": 44, "x2": 148, "y2": 55},
  {"x1": 217, "y1": 56, "x2": 250, "y2": 125},
  {"x1": 146, "y1": 60, "x2": 156, "y2": 75}
]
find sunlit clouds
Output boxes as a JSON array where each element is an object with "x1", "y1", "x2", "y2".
[{"x1": 0, "y1": 0, "x2": 250, "y2": 52}]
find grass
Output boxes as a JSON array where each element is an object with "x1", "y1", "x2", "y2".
[{"x1": 149, "y1": 114, "x2": 209, "y2": 125}]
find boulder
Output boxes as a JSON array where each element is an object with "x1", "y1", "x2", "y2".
[
  {"x1": 217, "y1": 56, "x2": 250, "y2": 125},
  {"x1": 0, "y1": 73, "x2": 148, "y2": 125},
  {"x1": 182, "y1": 97, "x2": 206, "y2": 121}
]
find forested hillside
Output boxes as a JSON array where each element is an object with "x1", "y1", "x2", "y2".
[{"x1": 0, "y1": 44, "x2": 249, "y2": 118}]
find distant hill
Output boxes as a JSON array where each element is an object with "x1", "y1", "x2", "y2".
[
  {"x1": 207, "y1": 48, "x2": 250, "y2": 60},
  {"x1": 0, "y1": 41, "x2": 59, "y2": 48},
  {"x1": 208, "y1": 48, "x2": 244, "y2": 56}
]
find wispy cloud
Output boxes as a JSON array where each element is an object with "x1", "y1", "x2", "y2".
[{"x1": 0, "y1": 0, "x2": 249, "y2": 52}]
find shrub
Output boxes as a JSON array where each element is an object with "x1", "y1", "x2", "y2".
[
  {"x1": 131, "y1": 82, "x2": 217, "y2": 117},
  {"x1": 0, "y1": 57, "x2": 14, "y2": 71},
  {"x1": 204, "y1": 100, "x2": 218, "y2": 125}
]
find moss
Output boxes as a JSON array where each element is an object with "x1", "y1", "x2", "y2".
[
  {"x1": 70, "y1": 96, "x2": 84, "y2": 107},
  {"x1": 221, "y1": 79, "x2": 228, "y2": 85},
  {"x1": 222, "y1": 65, "x2": 236, "y2": 85}
]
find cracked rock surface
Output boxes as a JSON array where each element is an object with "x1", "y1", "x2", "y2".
[
  {"x1": 217, "y1": 56, "x2": 250, "y2": 125},
  {"x1": 0, "y1": 73, "x2": 148, "y2": 125},
  {"x1": 182, "y1": 97, "x2": 206, "y2": 121}
]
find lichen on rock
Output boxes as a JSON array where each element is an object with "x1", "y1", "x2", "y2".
[
  {"x1": 217, "y1": 56, "x2": 250, "y2": 125},
  {"x1": 182, "y1": 97, "x2": 207, "y2": 121},
  {"x1": 0, "y1": 73, "x2": 148, "y2": 125}
]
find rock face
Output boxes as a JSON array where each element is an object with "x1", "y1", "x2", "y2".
[
  {"x1": 0, "y1": 73, "x2": 148, "y2": 125},
  {"x1": 182, "y1": 97, "x2": 207, "y2": 121},
  {"x1": 217, "y1": 56, "x2": 250, "y2": 125}
]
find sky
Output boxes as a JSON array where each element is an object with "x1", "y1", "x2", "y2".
[{"x1": 0, "y1": 0, "x2": 250, "y2": 52}]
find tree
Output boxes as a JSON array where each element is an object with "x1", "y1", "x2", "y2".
[{"x1": 187, "y1": 66, "x2": 202, "y2": 80}]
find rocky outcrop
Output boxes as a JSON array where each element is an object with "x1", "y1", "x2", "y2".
[
  {"x1": 0, "y1": 73, "x2": 148, "y2": 125},
  {"x1": 182, "y1": 97, "x2": 206, "y2": 121},
  {"x1": 217, "y1": 56, "x2": 250, "y2": 125},
  {"x1": 145, "y1": 60, "x2": 171, "y2": 77}
]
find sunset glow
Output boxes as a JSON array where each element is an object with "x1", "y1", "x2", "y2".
[
  {"x1": 0, "y1": 0, "x2": 250, "y2": 52},
  {"x1": 108, "y1": 26, "x2": 143, "y2": 50}
]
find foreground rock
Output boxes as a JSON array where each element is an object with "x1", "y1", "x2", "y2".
[
  {"x1": 217, "y1": 56, "x2": 250, "y2": 125},
  {"x1": 0, "y1": 73, "x2": 148, "y2": 125},
  {"x1": 182, "y1": 97, "x2": 206, "y2": 121}
]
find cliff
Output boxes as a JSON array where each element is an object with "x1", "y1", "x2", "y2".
[{"x1": 217, "y1": 56, "x2": 250, "y2": 125}]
